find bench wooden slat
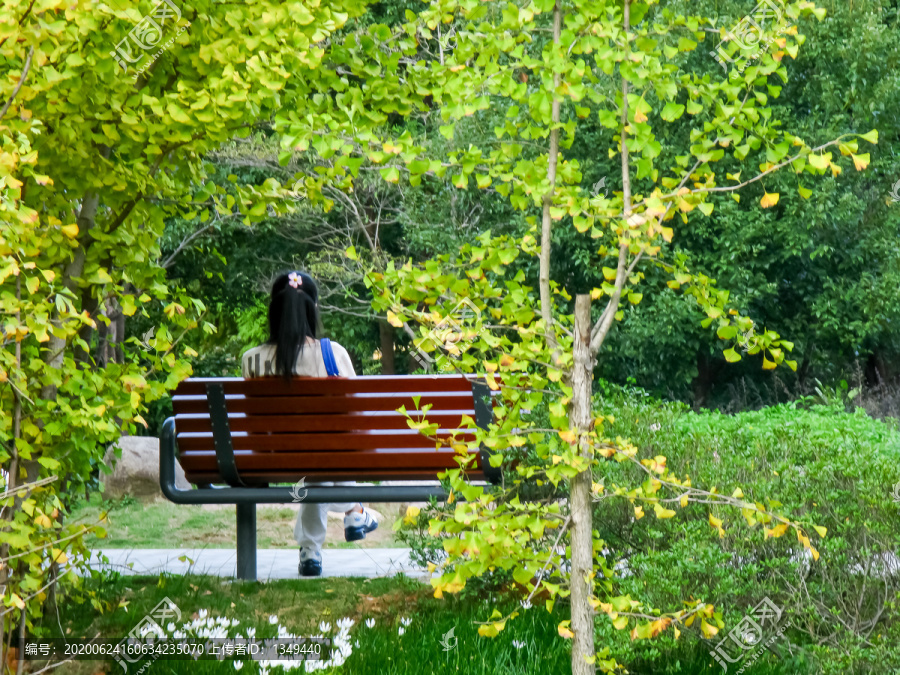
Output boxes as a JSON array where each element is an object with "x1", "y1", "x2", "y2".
[
  {"x1": 174, "y1": 375, "x2": 475, "y2": 396},
  {"x1": 181, "y1": 469, "x2": 456, "y2": 484},
  {"x1": 173, "y1": 412, "x2": 473, "y2": 434},
  {"x1": 171, "y1": 393, "x2": 474, "y2": 416},
  {"x1": 175, "y1": 430, "x2": 475, "y2": 452},
  {"x1": 178, "y1": 449, "x2": 470, "y2": 472}
]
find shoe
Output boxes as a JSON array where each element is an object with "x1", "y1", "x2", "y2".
[
  {"x1": 344, "y1": 505, "x2": 378, "y2": 542},
  {"x1": 299, "y1": 548, "x2": 322, "y2": 577}
]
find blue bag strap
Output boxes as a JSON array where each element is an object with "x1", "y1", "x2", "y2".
[{"x1": 319, "y1": 338, "x2": 340, "y2": 377}]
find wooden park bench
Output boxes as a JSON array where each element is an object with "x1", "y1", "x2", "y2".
[{"x1": 159, "y1": 374, "x2": 498, "y2": 580}]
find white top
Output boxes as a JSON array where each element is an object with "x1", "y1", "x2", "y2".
[{"x1": 241, "y1": 339, "x2": 356, "y2": 378}]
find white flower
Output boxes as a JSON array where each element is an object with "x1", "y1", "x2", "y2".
[
  {"x1": 319, "y1": 621, "x2": 331, "y2": 633},
  {"x1": 520, "y1": 600, "x2": 532, "y2": 610},
  {"x1": 400, "y1": 616, "x2": 412, "y2": 627},
  {"x1": 269, "y1": 615, "x2": 279, "y2": 625},
  {"x1": 234, "y1": 661, "x2": 244, "y2": 670},
  {"x1": 365, "y1": 618, "x2": 375, "y2": 628},
  {"x1": 398, "y1": 627, "x2": 406, "y2": 636},
  {"x1": 513, "y1": 640, "x2": 526, "y2": 649},
  {"x1": 336, "y1": 618, "x2": 355, "y2": 631},
  {"x1": 650, "y1": 423, "x2": 661, "y2": 432},
  {"x1": 246, "y1": 627, "x2": 256, "y2": 638}
]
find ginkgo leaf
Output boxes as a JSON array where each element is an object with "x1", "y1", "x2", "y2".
[
  {"x1": 852, "y1": 153, "x2": 870, "y2": 171},
  {"x1": 654, "y1": 504, "x2": 676, "y2": 519},
  {"x1": 860, "y1": 129, "x2": 878, "y2": 144},
  {"x1": 798, "y1": 185, "x2": 812, "y2": 199},
  {"x1": 760, "y1": 192, "x2": 780, "y2": 208},
  {"x1": 701, "y1": 620, "x2": 719, "y2": 639}
]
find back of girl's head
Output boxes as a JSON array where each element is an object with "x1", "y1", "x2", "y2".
[{"x1": 267, "y1": 271, "x2": 320, "y2": 380}]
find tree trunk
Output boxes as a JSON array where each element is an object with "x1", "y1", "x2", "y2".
[
  {"x1": 539, "y1": 0, "x2": 563, "y2": 354},
  {"x1": 569, "y1": 294, "x2": 595, "y2": 674},
  {"x1": 379, "y1": 320, "x2": 395, "y2": 374}
]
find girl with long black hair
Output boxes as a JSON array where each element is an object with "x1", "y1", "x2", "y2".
[{"x1": 241, "y1": 271, "x2": 378, "y2": 577}]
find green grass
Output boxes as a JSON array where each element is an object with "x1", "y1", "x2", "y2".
[
  {"x1": 68, "y1": 494, "x2": 401, "y2": 549},
  {"x1": 41, "y1": 572, "x2": 572, "y2": 675},
  {"x1": 37, "y1": 572, "x2": 800, "y2": 675}
]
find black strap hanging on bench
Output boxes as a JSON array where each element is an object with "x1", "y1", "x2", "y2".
[
  {"x1": 206, "y1": 383, "x2": 246, "y2": 487},
  {"x1": 472, "y1": 379, "x2": 502, "y2": 484}
]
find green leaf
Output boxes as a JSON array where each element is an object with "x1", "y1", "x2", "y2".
[
  {"x1": 724, "y1": 348, "x2": 741, "y2": 363},
  {"x1": 859, "y1": 129, "x2": 878, "y2": 144},
  {"x1": 717, "y1": 325, "x2": 738, "y2": 340},
  {"x1": 660, "y1": 102, "x2": 685, "y2": 122}
]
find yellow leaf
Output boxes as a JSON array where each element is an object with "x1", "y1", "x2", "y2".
[
  {"x1": 612, "y1": 616, "x2": 628, "y2": 630},
  {"x1": 654, "y1": 504, "x2": 676, "y2": 519},
  {"x1": 34, "y1": 514, "x2": 52, "y2": 528},
  {"x1": 701, "y1": 620, "x2": 719, "y2": 639},
  {"x1": 602, "y1": 266, "x2": 617, "y2": 281},
  {"x1": 634, "y1": 109, "x2": 648, "y2": 123},
  {"x1": 813, "y1": 525, "x2": 827, "y2": 538},
  {"x1": 558, "y1": 430, "x2": 576, "y2": 444},
  {"x1": 386, "y1": 310, "x2": 403, "y2": 328},
  {"x1": 731, "y1": 488, "x2": 744, "y2": 499},
  {"x1": 61, "y1": 224, "x2": 79, "y2": 238},
  {"x1": 10, "y1": 593, "x2": 25, "y2": 610},
  {"x1": 558, "y1": 621, "x2": 575, "y2": 639},
  {"x1": 852, "y1": 153, "x2": 870, "y2": 171},
  {"x1": 765, "y1": 522, "x2": 789, "y2": 539},
  {"x1": 634, "y1": 505, "x2": 644, "y2": 520},
  {"x1": 760, "y1": 192, "x2": 780, "y2": 208},
  {"x1": 499, "y1": 354, "x2": 515, "y2": 367},
  {"x1": 680, "y1": 494, "x2": 688, "y2": 508}
]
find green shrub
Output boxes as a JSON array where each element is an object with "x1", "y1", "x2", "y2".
[{"x1": 400, "y1": 383, "x2": 900, "y2": 674}]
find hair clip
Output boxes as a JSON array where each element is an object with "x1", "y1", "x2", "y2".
[{"x1": 288, "y1": 272, "x2": 302, "y2": 289}]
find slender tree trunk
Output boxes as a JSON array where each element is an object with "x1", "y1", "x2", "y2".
[
  {"x1": 379, "y1": 320, "x2": 395, "y2": 374},
  {"x1": 588, "y1": 0, "x2": 633, "y2": 358},
  {"x1": 539, "y1": 0, "x2": 563, "y2": 354},
  {"x1": 0, "y1": 277, "x2": 23, "y2": 673},
  {"x1": 569, "y1": 294, "x2": 595, "y2": 675}
]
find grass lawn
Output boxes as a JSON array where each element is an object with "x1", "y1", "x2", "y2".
[
  {"x1": 68, "y1": 494, "x2": 403, "y2": 549},
  {"x1": 30, "y1": 571, "x2": 800, "y2": 675},
  {"x1": 39, "y1": 572, "x2": 573, "y2": 675}
]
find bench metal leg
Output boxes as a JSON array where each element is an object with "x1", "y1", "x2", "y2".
[{"x1": 236, "y1": 504, "x2": 257, "y2": 581}]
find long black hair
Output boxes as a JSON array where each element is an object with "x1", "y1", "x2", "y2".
[{"x1": 266, "y1": 271, "x2": 320, "y2": 380}]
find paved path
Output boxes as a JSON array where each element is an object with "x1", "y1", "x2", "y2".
[{"x1": 90, "y1": 548, "x2": 427, "y2": 581}]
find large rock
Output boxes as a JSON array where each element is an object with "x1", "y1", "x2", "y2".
[{"x1": 102, "y1": 436, "x2": 190, "y2": 500}]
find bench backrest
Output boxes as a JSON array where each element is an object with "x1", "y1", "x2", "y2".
[{"x1": 171, "y1": 375, "x2": 495, "y2": 486}]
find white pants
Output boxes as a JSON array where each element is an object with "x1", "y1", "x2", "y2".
[{"x1": 293, "y1": 482, "x2": 358, "y2": 553}]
